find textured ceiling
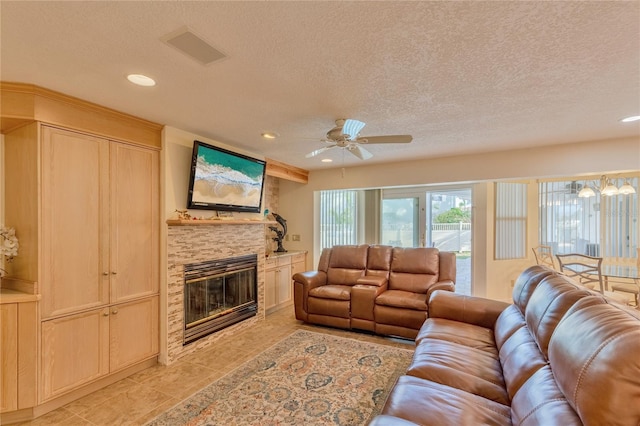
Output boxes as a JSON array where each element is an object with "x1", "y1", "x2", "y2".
[{"x1": 1, "y1": 1, "x2": 639, "y2": 170}]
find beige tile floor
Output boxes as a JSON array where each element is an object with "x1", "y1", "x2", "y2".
[{"x1": 16, "y1": 308, "x2": 413, "y2": 426}]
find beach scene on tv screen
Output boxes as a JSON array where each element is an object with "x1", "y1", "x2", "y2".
[{"x1": 192, "y1": 147, "x2": 264, "y2": 208}]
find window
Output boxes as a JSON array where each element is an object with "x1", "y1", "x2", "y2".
[
  {"x1": 495, "y1": 182, "x2": 528, "y2": 259},
  {"x1": 319, "y1": 190, "x2": 358, "y2": 250},
  {"x1": 539, "y1": 177, "x2": 638, "y2": 261}
]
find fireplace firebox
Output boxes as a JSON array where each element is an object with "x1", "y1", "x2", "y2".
[{"x1": 183, "y1": 254, "x2": 258, "y2": 345}]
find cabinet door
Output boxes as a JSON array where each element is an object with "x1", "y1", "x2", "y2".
[
  {"x1": 0, "y1": 304, "x2": 18, "y2": 413},
  {"x1": 276, "y1": 264, "x2": 292, "y2": 305},
  {"x1": 109, "y1": 297, "x2": 159, "y2": 371},
  {"x1": 110, "y1": 143, "x2": 159, "y2": 303},
  {"x1": 41, "y1": 126, "x2": 110, "y2": 318},
  {"x1": 41, "y1": 308, "x2": 110, "y2": 401},
  {"x1": 264, "y1": 267, "x2": 277, "y2": 311}
]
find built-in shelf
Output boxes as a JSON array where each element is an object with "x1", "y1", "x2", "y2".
[{"x1": 166, "y1": 219, "x2": 277, "y2": 226}]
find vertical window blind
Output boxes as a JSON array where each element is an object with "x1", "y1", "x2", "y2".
[
  {"x1": 538, "y1": 177, "x2": 638, "y2": 261},
  {"x1": 319, "y1": 190, "x2": 358, "y2": 250},
  {"x1": 495, "y1": 182, "x2": 528, "y2": 259}
]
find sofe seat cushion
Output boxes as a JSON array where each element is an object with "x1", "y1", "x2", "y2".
[
  {"x1": 416, "y1": 318, "x2": 498, "y2": 356},
  {"x1": 380, "y1": 375, "x2": 512, "y2": 426},
  {"x1": 375, "y1": 289, "x2": 427, "y2": 310},
  {"x1": 308, "y1": 284, "x2": 351, "y2": 300},
  {"x1": 407, "y1": 338, "x2": 509, "y2": 405}
]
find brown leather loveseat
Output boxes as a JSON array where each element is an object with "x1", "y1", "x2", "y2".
[
  {"x1": 370, "y1": 265, "x2": 640, "y2": 425},
  {"x1": 293, "y1": 244, "x2": 456, "y2": 339}
]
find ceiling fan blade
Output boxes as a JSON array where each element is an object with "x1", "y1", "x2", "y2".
[
  {"x1": 347, "y1": 144, "x2": 373, "y2": 160},
  {"x1": 342, "y1": 119, "x2": 366, "y2": 140},
  {"x1": 357, "y1": 135, "x2": 413, "y2": 144},
  {"x1": 305, "y1": 145, "x2": 336, "y2": 158}
]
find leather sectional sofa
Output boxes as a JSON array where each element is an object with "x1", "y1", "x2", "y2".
[
  {"x1": 293, "y1": 244, "x2": 456, "y2": 339},
  {"x1": 370, "y1": 265, "x2": 640, "y2": 425}
]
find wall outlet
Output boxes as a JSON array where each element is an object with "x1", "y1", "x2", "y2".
[{"x1": 292, "y1": 234, "x2": 300, "y2": 241}]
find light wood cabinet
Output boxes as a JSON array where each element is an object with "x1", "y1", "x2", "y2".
[
  {"x1": 1, "y1": 304, "x2": 18, "y2": 412},
  {"x1": 1, "y1": 84, "x2": 162, "y2": 421},
  {"x1": 0, "y1": 297, "x2": 37, "y2": 413},
  {"x1": 41, "y1": 308, "x2": 110, "y2": 400},
  {"x1": 3, "y1": 123, "x2": 160, "y2": 409},
  {"x1": 264, "y1": 252, "x2": 306, "y2": 314},
  {"x1": 40, "y1": 297, "x2": 158, "y2": 401},
  {"x1": 109, "y1": 297, "x2": 159, "y2": 371},
  {"x1": 40, "y1": 127, "x2": 159, "y2": 318}
]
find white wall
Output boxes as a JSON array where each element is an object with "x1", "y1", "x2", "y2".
[{"x1": 278, "y1": 136, "x2": 640, "y2": 300}]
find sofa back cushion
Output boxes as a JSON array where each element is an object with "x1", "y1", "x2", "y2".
[
  {"x1": 326, "y1": 244, "x2": 368, "y2": 285},
  {"x1": 497, "y1": 271, "x2": 591, "y2": 399},
  {"x1": 548, "y1": 298, "x2": 640, "y2": 425},
  {"x1": 366, "y1": 245, "x2": 393, "y2": 279},
  {"x1": 389, "y1": 247, "x2": 439, "y2": 293},
  {"x1": 524, "y1": 275, "x2": 592, "y2": 358},
  {"x1": 494, "y1": 265, "x2": 554, "y2": 349},
  {"x1": 512, "y1": 265, "x2": 555, "y2": 314}
]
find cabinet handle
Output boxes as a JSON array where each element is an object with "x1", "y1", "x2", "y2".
[
  {"x1": 111, "y1": 271, "x2": 117, "y2": 275},
  {"x1": 103, "y1": 311, "x2": 109, "y2": 317},
  {"x1": 102, "y1": 272, "x2": 109, "y2": 276},
  {"x1": 112, "y1": 309, "x2": 119, "y2": 315}
]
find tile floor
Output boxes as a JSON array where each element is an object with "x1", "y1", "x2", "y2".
[{"x1": 16, "y1": 308, "x2": 413, "y2": 426}]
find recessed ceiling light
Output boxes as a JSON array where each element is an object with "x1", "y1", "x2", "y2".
[
  {"x1": 620, "y1": 115, "x2": 640, "y2": 123},
  {"x1": 261, "y1": 132, "x2": 279, "y2": 139},
  {"x1": 127, "y1": 74, "x2": 156, "y2": 87},
  {"x1": 321, "y1": 158, "x2": 333, "y2": 163}
]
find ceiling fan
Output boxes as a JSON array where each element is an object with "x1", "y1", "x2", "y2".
[{"x1": 305, "y1": 119, "x2": 413, "y2": 160}]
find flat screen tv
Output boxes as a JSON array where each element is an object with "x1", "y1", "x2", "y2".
[{"x1": 187, "y1": 140, "x2": 267, "y2": 213}]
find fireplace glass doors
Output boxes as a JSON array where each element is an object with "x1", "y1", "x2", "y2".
[{"x1": 183, "y1": 254, "x2": 258, "y2": 345}]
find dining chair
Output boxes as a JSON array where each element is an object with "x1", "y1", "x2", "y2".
[
  {"x1": 610, "y1": 280, "x2": 639, "y2": 307},
  {"x1": 532, "y1": 245, "x2": 556, "y2": 270},
  {"x1": 555, "y1": 253, "x2": 603, "y2": 293}
]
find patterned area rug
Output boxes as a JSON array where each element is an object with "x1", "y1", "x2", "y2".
[{"x1": 147, "y1": 330, "x2": 413, "y2": 426}]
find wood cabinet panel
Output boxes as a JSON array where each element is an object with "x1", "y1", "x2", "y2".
[
  {"x1": 1, "y1": 304, "x2": 18, "y2": 413},
  {"x1": 41, "y1": 126, "x2": 110, "y2": 318},
  {"x1": 264, "y1": 268, "x2": 277, "y2": 311},
  {"x1": 41, "y1": 309, "x2": 110, "y2": 401},
  {"x1": 265, "y1": 253, "x2": 306, "y2": 314},
  {"x1": 110, "y1": 143, "x2": 159, "y2": 303},
  {"x1": 109, "y1": 297, "x2": 159, "y2": 372}
]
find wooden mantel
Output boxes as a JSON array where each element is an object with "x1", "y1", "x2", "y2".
[{"x1": 166, "y1": 219, "x2": 277, "y2": 226}]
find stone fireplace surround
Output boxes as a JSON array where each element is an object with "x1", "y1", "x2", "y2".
[{"x1": 166, "y1": 222, "x2": 267, "y2": 364}]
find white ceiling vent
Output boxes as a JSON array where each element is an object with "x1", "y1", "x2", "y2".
[{"x1": 161, "y1": 27, "x2": 227, "y2": 66}]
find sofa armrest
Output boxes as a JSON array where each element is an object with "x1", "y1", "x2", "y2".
[
  {"x1": 428, "y1": 290, "x2": 510, "y2": 329},
  {"x1": 426, "y1": 280, "x2": 455, "y2": 301},
  {"x1": 352, "y1": 282, "x2": 388, "y2": 321},
  {"x1": 293, "y1": 270, "x2": 327, "y2": 289},
  {"x1": 356, "y1": 275, "x2": 388, "y2": 287},
  {"x1": 293, "y1": 271, "x2": 328, "y2": 321}
]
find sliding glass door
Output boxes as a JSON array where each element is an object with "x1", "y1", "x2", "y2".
[{"x1": 382, "y1": 187, "x2": 472, "y2": 295}]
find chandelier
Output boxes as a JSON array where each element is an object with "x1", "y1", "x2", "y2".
[{"x1": 578, "y1": 175, "x2": 636, "y2": 198}]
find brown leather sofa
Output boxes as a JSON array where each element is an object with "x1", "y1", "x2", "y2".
[
  {"x1": 370, "y1": 265, "x2": 640, "y2": 425},
  {"x1": 293, "y1": 244, "x2": 456, "y2": 339}
]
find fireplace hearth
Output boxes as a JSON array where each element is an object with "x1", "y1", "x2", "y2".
[{"x1": 183, "y1": 254, "x2": 258, "y2": 345}]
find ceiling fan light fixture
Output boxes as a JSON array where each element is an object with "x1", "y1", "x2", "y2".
[
  {"x1": 620, "y1": 115, "x2": 640, "y2": 123},
  {"x1": 321, "y1": 158, "x2": 333, "y2": 163}
]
